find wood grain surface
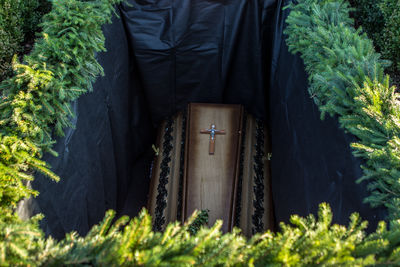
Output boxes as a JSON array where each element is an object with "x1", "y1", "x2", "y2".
[{"x1": 183, "y1": 103, "x2": 243, "y2": 232}]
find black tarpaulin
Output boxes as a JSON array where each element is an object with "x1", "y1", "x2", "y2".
[{"x1": 20, "y1": 0, "x2": 386, "y2": 239}]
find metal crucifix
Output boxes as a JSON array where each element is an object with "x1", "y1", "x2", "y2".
[{"x1": 200, "y1": 124, "x2": 226, "y2": 155}]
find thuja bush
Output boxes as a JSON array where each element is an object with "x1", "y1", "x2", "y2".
[
  {"x1": 0, "y1": 0, "x2": 23, "y2": 81},
  {"x1": 351, "y1": 0, "x2": 400, "y2": 72},
  {"x1": 2, "y1": 0, "x2": 400, "y2": 265},
  {"x1": 380, "y1": 0, "x2": 400, "y2": 71},
  {"x1": 20, "y1": 0, "x2": 52, "y2": 41},
  {"x1": 0, "y1": 0, "x2": 50, "y2": 82},
  {"x1": 351, "y1": 0, "x2": 385, "y2": 47}
]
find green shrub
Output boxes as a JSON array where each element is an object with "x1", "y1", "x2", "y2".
[
  {"x1": 380, "y1": 0, "x2": 400, "y2": 71},
  {"x1": 351, "y1": 0, "x2": 385, "y2": 48},
  {"x1": 20, "y1": 0, "x2": 52, "y2": 41},
  {"x1": 0, "y1": 0, "x2": 50, "y2": 82},
  {"x1": 0, "y1": 0, "x2": 24, "y2": 81},
  {"x1": 351, "y1": 0, "x2": 400, "y2": 72}
]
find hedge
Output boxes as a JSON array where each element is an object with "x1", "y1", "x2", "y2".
[
  {"x1": 0, "y1": 0, "x2": 51, "y2": 82},
  {"x1": 1, "y1": 0, "x2": 400, "y2": 266},
  {"x1": 380, "y1": 0, "x2": 400, "y2": 72},
  {"x1": 351, "y1": 0, "x2": 400, "y2": 72}
]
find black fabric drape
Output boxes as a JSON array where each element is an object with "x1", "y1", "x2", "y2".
[
  {"x1": 20, "y1": 0, "x2": 385, "y2": 239},
  {"x1": 120, "y1": 0, "x2": 276, "y2": 123}
]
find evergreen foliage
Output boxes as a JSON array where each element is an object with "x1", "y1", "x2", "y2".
[
  {"x1": 351, "y1": 0, "x2": 385, "y2": 49},
  {"x1": 0, "y1": 214, "x2": 44, "y2": 266},
  {"x1": 1, "y1": 0, "x2": 400, "y2": 265},
  {"x1": 284, "y1": 0, "x2": 400, "y2": 219},
  {"x1": 0, "y1": 0, "x2": 121, "y2": 218},
  {"x1": 351, "y1": 0, "x2": 400, "y2": 72},
  {"x1": 3, "y1": 204, "x2": 400, "y2": 266},
  {"x1": 0, "y1": 0, "x2": 24, "y2": 81},
  {"x1": 187, "y1": 209, "x2": 209, "y2": 235},
  {"x1": 380, "y1": 0, "x2": 400, "y2": 71},
  {"x1": 0, "y1": 0, "x2": 50, "y2": 82}
]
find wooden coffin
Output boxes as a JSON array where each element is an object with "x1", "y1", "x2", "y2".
[
  {"x1": 182, "y1": 103, "x2": 243, "y2": 232},
  {"x1": 147, "y1": 103, "x2": 274, "y2": 236}
]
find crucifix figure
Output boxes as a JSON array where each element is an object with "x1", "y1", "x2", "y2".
[{"x1": 200, "y1": 124, "x2": 226, "y2": 155}]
